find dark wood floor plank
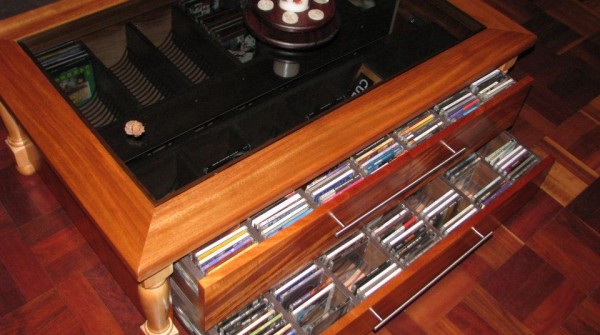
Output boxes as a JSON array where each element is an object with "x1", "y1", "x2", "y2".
[
  {"x1": 524, "y1": 12, "x2": 583, "y2": 55},
  {"x1": 0, "y1": 167, "x2": 48, "y2": 226},
  {"x1": 480, "y1": 246, "x2": 565, "y2": 321},
  {"x1": 581, "y1": 96, "x2": 600, "y2": 124},
  {"x1": 19, "y1": 209, "x2": 73, "y2": 246},
  {"x1": 83, "y1": 265, "x2": 144, "y2": 335},
  {"x1": 425, "y1": 318, "x2": 465, "y2": 335},
  {"x1": 523, "y1": 279, "x2": 586, "y2": 335},
  {"x1": 0, "y1": 229, "x2": 54, "y2": 302},
  {"x1": 479, "y1": 0, "x2": 541, "y2": 24},
  {"x1": 0, "y1": 290, "x2": 83, "y2": 335},
  {"x1": 447, "y1": 302, "x2": 499, "y2": 335},
  {"x1": 459, "y1": 226, "x2": 523, "y2": 283},
  {"x1": 463, "y1": 285, "x2": 535, "y2": 334},
  {"x1": 30, "y1": 224, "x2": 86, "y2": 266},
  {"x1": 57, "y1": 273, "x2": 129, "y2": 335},
  {"x1": 502, "y1": 190, "x2": 562, "y2": 242},
  {"x1": 567, "y1": 179, "x2": 600, "y2": 234},
  {"x1": 529, "y1": 210, "x2": 600, "y2": 294},
  {"x1": 517, "y1": 81, "x2": 578, "y2": 127},
  {"x1": 562, "y1": 297, "x2": 600, "y2": 335},
  {"x1": 546, "y1": 0, "x2": 600, "y2": 39},
  {"x1": 0, "y1": 203, "x2": 16, "y2": 236},
  {"x1": 381, "y1": 313, "x2": 427, "y2": 335},
  {"x1": 547, "y1": 112, "x2": 600, "y2": 175},
  {"x1": 0, "y1": 260, "x2": 26, "y2": 316}
]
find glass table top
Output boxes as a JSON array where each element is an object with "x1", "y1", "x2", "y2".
[{"x1": 24, "y1": 0, "x2": 484, "y2": 200}]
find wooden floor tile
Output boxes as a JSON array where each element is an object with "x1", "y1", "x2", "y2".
[
  {"x1": 381, "y1": 313, "x2": 427, "y2": 335},
  {"x1": 503, "y1": 190, "x2": 562, "y2": 242},
  {"x1": 546, "y1": 1, "x2": 600, "y2": 39},
  {"x1": 18, "y1": 209, "x2": 73, "y2": 246},
  {"x1": 481, "y1": 0, "x2": 541, "y2": 24},
  {"x1": 460, "y1": 226, "x2": 523, "y2": 281},
  {"x1": 522, "y1": 279, "x2": 586, "y2": 334},
  {"x1": 0, "y1": 168, "x2": 50, "y2": 226},
  {"x1": 446, "y1": 302, "x2": 499, "y2": 335},
  {"x1": 539, "y1": 160, "x2": 588, "y2": 206},
  {"x1": 511, "y1": 104, "x2": 556, "y2": 148},
  {"x1": 57, "y1": 273, "x2": 129, "y2": 335},
  {"x1": 424, "y1": 318, "x2": 466, "y2": 335},
  {"x1": 580, "y1": 96, "x2": 600, "y2": 124},
  {"x1": 567, "y1": 178, "x2": 600, "y2": 233},
  {"x1": 529, "y1": 210, "x2": 600, "y2": 294},
  {"x1": 30, "y1": 224, "x2": 87, "y2": 266},
  {"x1": 463, "y1": 285, "x2": 534, "y2": 334},
  {"x1": 548, "y1": 67, "x2": 600, "y2": 115},
  {"x1": 480, "y1": 246, "x2": 565, "y2": 321},
  {"x1": 539, "y1": 136, "x2": 598, "y2": 186},
  {"x1": 578, "y1": 0, "x2": 600, "y2": 15},
  {"x1": 0, "y1": 290, "x2": 83, "y2": 335},
  {"x1": 83, "y1": 265, "x2": 144, "y2": 335},
  {"x1": 0, "y1": 230, "x2": 54, "y2": 302},
  {"x1": 562, "y1": 297, "x2": 600, "y2": 335},
  {"x1": 0, "y1": 203, "x2": 15, "y2": 236},
  {"x1": 518, "y1": 82, "x2": 578, "y2": 127},
  {"x1": 0, "y1": 260, "x2": 26, "y2": 316},
  {"x1": 0, "y1": 144, "x2": 12, "y2": 171},
  {"x1": 524, "y1": 12, "x2": 582, "y2": 55}
]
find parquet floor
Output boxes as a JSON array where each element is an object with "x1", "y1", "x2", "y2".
[{"x1": 1, "y1": 1, "x2": 599, "y2": 334}]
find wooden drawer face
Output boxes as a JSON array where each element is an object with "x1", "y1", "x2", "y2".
[{"x1": 171, "y1": 75, "x2": 538, "y2": 333}]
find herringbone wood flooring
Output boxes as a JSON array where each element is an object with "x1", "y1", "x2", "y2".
[{"x1": 1, "y1": 1, "x2": 599, "y2": 334}]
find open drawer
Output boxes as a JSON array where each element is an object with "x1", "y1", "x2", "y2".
[
  {"x1": 171, "y1": 74, "x2": 538, "y2": 333},
  {"x1": 324, "y1": 154, "x2": 553, "y2": 334}
]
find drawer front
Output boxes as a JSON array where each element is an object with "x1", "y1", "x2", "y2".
[
  {"x1": 189, "y1": 76, "x2": 536, "y2": 331},
  {"x1": 323, "y1": 226, "x2": 487, "y2": 335}
]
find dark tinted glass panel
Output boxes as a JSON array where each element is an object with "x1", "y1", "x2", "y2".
[{"x1": 24, "y1": 0, "x2": 483, "y2": 200}]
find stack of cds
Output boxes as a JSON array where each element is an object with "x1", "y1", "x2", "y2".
[
  {"x1": 396, "y1": 111, "x2": 445, "y2": 148},
  {"x1": 406, "y1": 179, "x2": 477, "y2": 235},
  {"x1": 193, "y1": 226, "x2": 255, "y2": 273},
  {"x1": 304, "y1": 162, "x2": 362, "y2": 205},
  {"x1": 353, "y1": 260, "x2": 402, "y2": 299},
  {"x1": 368, "y1": 205, "x2": 437, "y2": 264},
  {"x1": 273, "y1": 265, "x2": 349, "y2": 334},
  {"x1": 445, "y1": 153, "x2": 509, "y2": 207},
  {"x1": 250, "y1": 192, "x2": 313, "y2": 239},
  {"x1": 179, "y1": 0, "x2": 255, "y2": 63},
  {"x1": 216, "y1": 298, "x2": 293, "y2": 335},
  {"x1": 352, "y1": 135, "x2": 403, "y2": 175},
  {"x1": 482, "y1": 137, "x2": 539, "y2": 181},
  {"x1": 36, "y1": 41, "x2": 96, "y2": 107},
  {"x1": 434, "y1": 88, "x2": 480, "y2": 122},
  {"x1": 179, "y1": 0, "x2": 221, "y2": 19},
  {"x1": 321, "y1": 232, "x2": 387, "y2": 293},
  {"x1": 470, "y1": 69, "x2": 516, "y2": 102}
]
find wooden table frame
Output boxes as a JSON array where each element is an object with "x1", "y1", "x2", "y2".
[{"x1": 0, "y1": 1, "x2": 535, "y2": 334}]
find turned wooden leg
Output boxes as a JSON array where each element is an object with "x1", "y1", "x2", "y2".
[
  {"x1": 139, "y1": 265, "x2": 179, "y2": 335},
  {"x1": 0, "y1": 102, "x2": 40, "y2": 175}
]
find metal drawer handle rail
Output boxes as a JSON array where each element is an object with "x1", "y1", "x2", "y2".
[
  {"x1": 372, "y1": 228, "x2": 493, "y2": 332},
  {"x1": 334, "y1": 147, "x2": 467, "y2": 238}
]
